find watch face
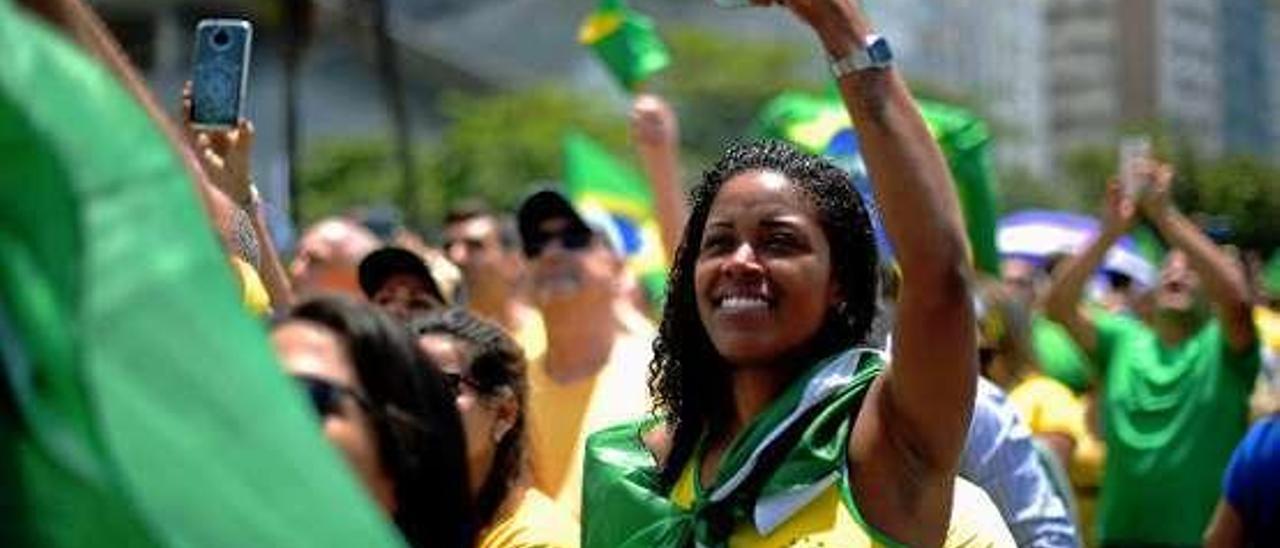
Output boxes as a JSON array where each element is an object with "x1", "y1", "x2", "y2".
[{"x1": 868, "y1": 37, "x2": 893, "y2": 65}]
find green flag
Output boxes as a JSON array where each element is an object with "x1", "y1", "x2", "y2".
[
  {"x1": 922, "y1": 100, "x2": 1001, "y2": 275},
  {"x1": 0, "y1": 3, "x2": 400, "y2": 546},
  {"x1": 583, "y1": 349, "x2": 885, "y2": 547},
  {"x1": 755, "y1": 91, "x2": 1002, "y2": 275},
  {"x1": 579, "y1": 0, "x2": 671, "y2": 92},
  {"x1": 563, "y1": 132, "x2": 668, "y2": 306}
]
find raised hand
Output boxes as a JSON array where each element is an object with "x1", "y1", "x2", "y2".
[
  {"x1": 182, "y1": 82, "x2": 254, "y2": 206},
  {"x1": 1102, "y1": 177, "x2": 1140, "y2": 234},
  {"x1": 1135, "y1": 159, "x2": 1176, "y2": 222},
  {"x1": 630, "y1": 94, "x2": 679, "y2": 151}
]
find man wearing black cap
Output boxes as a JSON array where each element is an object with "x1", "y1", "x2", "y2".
[
  {"x1": 516, "y1": 188, "x2": 653, "y2": 516},
  {"x1": 358, "y1": 246, "x2": 447, "y2": 321}
]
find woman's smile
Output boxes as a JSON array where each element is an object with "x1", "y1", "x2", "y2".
[{"x1": 695, "y1": 170, "x2": 838, "y2": 368}]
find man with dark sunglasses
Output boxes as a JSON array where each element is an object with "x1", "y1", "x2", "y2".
[{"x1": 514, "y1": 188, "x2": 654, "y2": 517}]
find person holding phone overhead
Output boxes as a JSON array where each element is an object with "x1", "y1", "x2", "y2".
[
  {"x1": 182, "y1": 18, "x2": 294, "y2": 312},
  {"x1": 1044, "y1": 157, "x2": 1258, "y2": 546},
  {"x1": 582, "y1": 0, "x2": 1013, "y2": 546}
]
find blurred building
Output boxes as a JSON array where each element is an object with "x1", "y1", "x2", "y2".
[
  {"x1": 870, "y1": 0, "x2": 1052, "y2": 178},
  {"x1": 1047, "y1": 0, "x2": 1117, "y2": 163},
  {"x1": 1049, "y1": 0, "x2": 1223, "y2": 166},
  {"x1": 1220, "y1": 0, "x2": 1274, "y2": 157}
]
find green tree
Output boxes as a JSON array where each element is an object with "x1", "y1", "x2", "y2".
[
  {"x1": 1189, "y1": 156, "x2": 1280, "y2": 252},
  {"x1": 997, "y1": 166, "x2": 1086, "y2": 214},
  {"x1": 1052, "y1": 132, "x2": 1280, "y2": 254},
  {"x1": 432, "y1": 85, "x2": 629, "y2": 212},
  {"x1": 653, "y1": 26, "x2": 816, "y2": 168},
  {"x1": 296, "y1": 138, "x2": 445, "y2": 228}
]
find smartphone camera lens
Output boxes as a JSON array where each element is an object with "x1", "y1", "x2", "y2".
[{"x1": 211, "y1": 29, "x2": 230, "y2": 50}]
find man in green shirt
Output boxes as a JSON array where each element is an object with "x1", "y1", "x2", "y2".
[{"x1": 1044, "y1": 160, "x2": 1258, "y2": 547}]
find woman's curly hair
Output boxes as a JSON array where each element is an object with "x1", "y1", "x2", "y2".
[{"x1": 650, "y1": 140, "x2": 879, "y2": 484}]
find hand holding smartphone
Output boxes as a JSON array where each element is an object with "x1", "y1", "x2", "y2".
[
  {"x1": 190, "y1": 19, "x2": 252, "y2": 129},
  {"x1": 1118, "y1": 135, "x2": 1152, "y2": 199}
]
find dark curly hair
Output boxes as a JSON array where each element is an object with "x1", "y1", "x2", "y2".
[
  {"x1": 280, "y1": 296, "x2": 477, "y2": 548},
  {"x1": 410, "y1": 308, "x2": 527, "y2": 529},
  {"x1": 650, "y1": 140, "x2": 879, "y2": 484}
]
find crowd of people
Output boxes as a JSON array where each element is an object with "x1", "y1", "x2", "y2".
[{"x1": 9, "y1": 0, "x2": 1280, "y2": 546}]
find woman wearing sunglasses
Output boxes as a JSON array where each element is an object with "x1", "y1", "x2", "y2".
[
  {"x1": 413, "y1": 309, "x2": 579, "y2": 548},
  {"x1": 272, "y1": 296, "x2": 477, "y2": 548},
  {"x1": 582, "y1": 1, "x2": 1013, "y2": 546}
]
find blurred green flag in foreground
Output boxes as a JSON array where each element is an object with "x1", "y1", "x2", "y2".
[
  {"x1": 0, "y1": 2, "x2": 400, "y2": 546},
  {"x1": 579, "y1": 0, "x2": 671, "y2": 92},
  {"x1": 756, "y1": 91, "x2": 1002, "y2": 275},
  {"x1": 563, "y1": 132, "x2": 668, "y2": 306}
]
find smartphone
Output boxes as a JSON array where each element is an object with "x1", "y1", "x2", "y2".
[
  {"x1": 191, "y1": 19, "x2": 252, "y2": 129},
  {"x1": 1118, "y1": 135, "x2": 1151, "y2": 198}
]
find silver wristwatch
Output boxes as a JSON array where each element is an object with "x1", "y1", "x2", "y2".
[{"x1": 829, "y1": 34, "x2": 894, "y2": 79}]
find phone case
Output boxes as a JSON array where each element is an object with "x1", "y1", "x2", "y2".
[{"x1": 191, "y1": 19, "x2": 252, "y2": 128}]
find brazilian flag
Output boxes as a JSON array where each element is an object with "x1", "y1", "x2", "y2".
[
  {"x1": 562, "y1": 132, "x2": 668, "y2": 308},
  {"x1": 0, "y1": 2, "x2": 400, "y2": 545},
  {"x1": 579, "y1": 0, "x2": 671, "y2": 92},
  {"x1": 756, "y1": 90, "x2": 1002, "y2": 275}
]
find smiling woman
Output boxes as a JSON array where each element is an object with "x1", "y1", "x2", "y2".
[
  {"x1": 689, "y1": 147, "x2": 876, "y2": 373},
  {"x1": 580, "y1": 1, "x2": 1006, "y2": 546}
]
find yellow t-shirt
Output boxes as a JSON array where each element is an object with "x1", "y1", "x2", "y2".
[
  {"x1": 669, "y1": 461, "x2": 1015, "y2": 547},
  {"x1": 229, "y1": 256, "x2": 270, "y2": 316},
  {"x1": 1252, "y1": 306, "x2": 1280, "y2": 417},
  {"x1": 1007, "y1": 374, "x2": 1085, "y2": 440},
  {"x1": 1256, "y1": 306, "x2": 1280, "y2": 352},
  {"x1": 512, "y1": 308, "x2": 548, "y2": 367},
  {"x1": 477, "y1": 487, "x2": 579, "y2": 548},
  {"x1": 526, "y1": 323, "x2": 654, "y2": 516}
]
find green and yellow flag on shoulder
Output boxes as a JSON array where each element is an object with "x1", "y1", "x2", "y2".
[
  {"x1": 582, "y1": 348, "x2": 887, "y2": 547},
  {"x1": 579, "y1": 0, "x2": 671, "y2": 92},
  {"x1": 0, "y1": 1, "x2": 400, "y2": 545}
]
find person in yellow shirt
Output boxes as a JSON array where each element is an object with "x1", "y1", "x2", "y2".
[
  {"x1": 516, "y1": 188, "x2": 655, "y2": 517},
  {"x1": 976, "y1": 281, "x2": 1087, "y2": 467},
  {"x1": 414, "y1": 309, "x2": 578, "y2": 548},
  {"x1": 442, "y1": 203, "x2": 548, "y2": 364},
  {"x1": 976, "y1": 279, "x2": 1105, "y2": 543}
]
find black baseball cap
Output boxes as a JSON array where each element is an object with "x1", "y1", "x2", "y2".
[
  {"x1": 357, "y1": 246, "x2": 446, "y2": 305},
  {"x1": 516, "y1": 188, "x2": 624, "y2": 257}
]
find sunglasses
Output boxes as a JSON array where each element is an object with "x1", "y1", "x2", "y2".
[
  {"x1": 294, "y1": 375, "x2": 372, "y2": 419},
  {"x1": 442, "y1": 372, "x2": 484, "y2": 398},
  {"x1": 524, "y1": 228, "x2": 593, "y2": 258}
]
